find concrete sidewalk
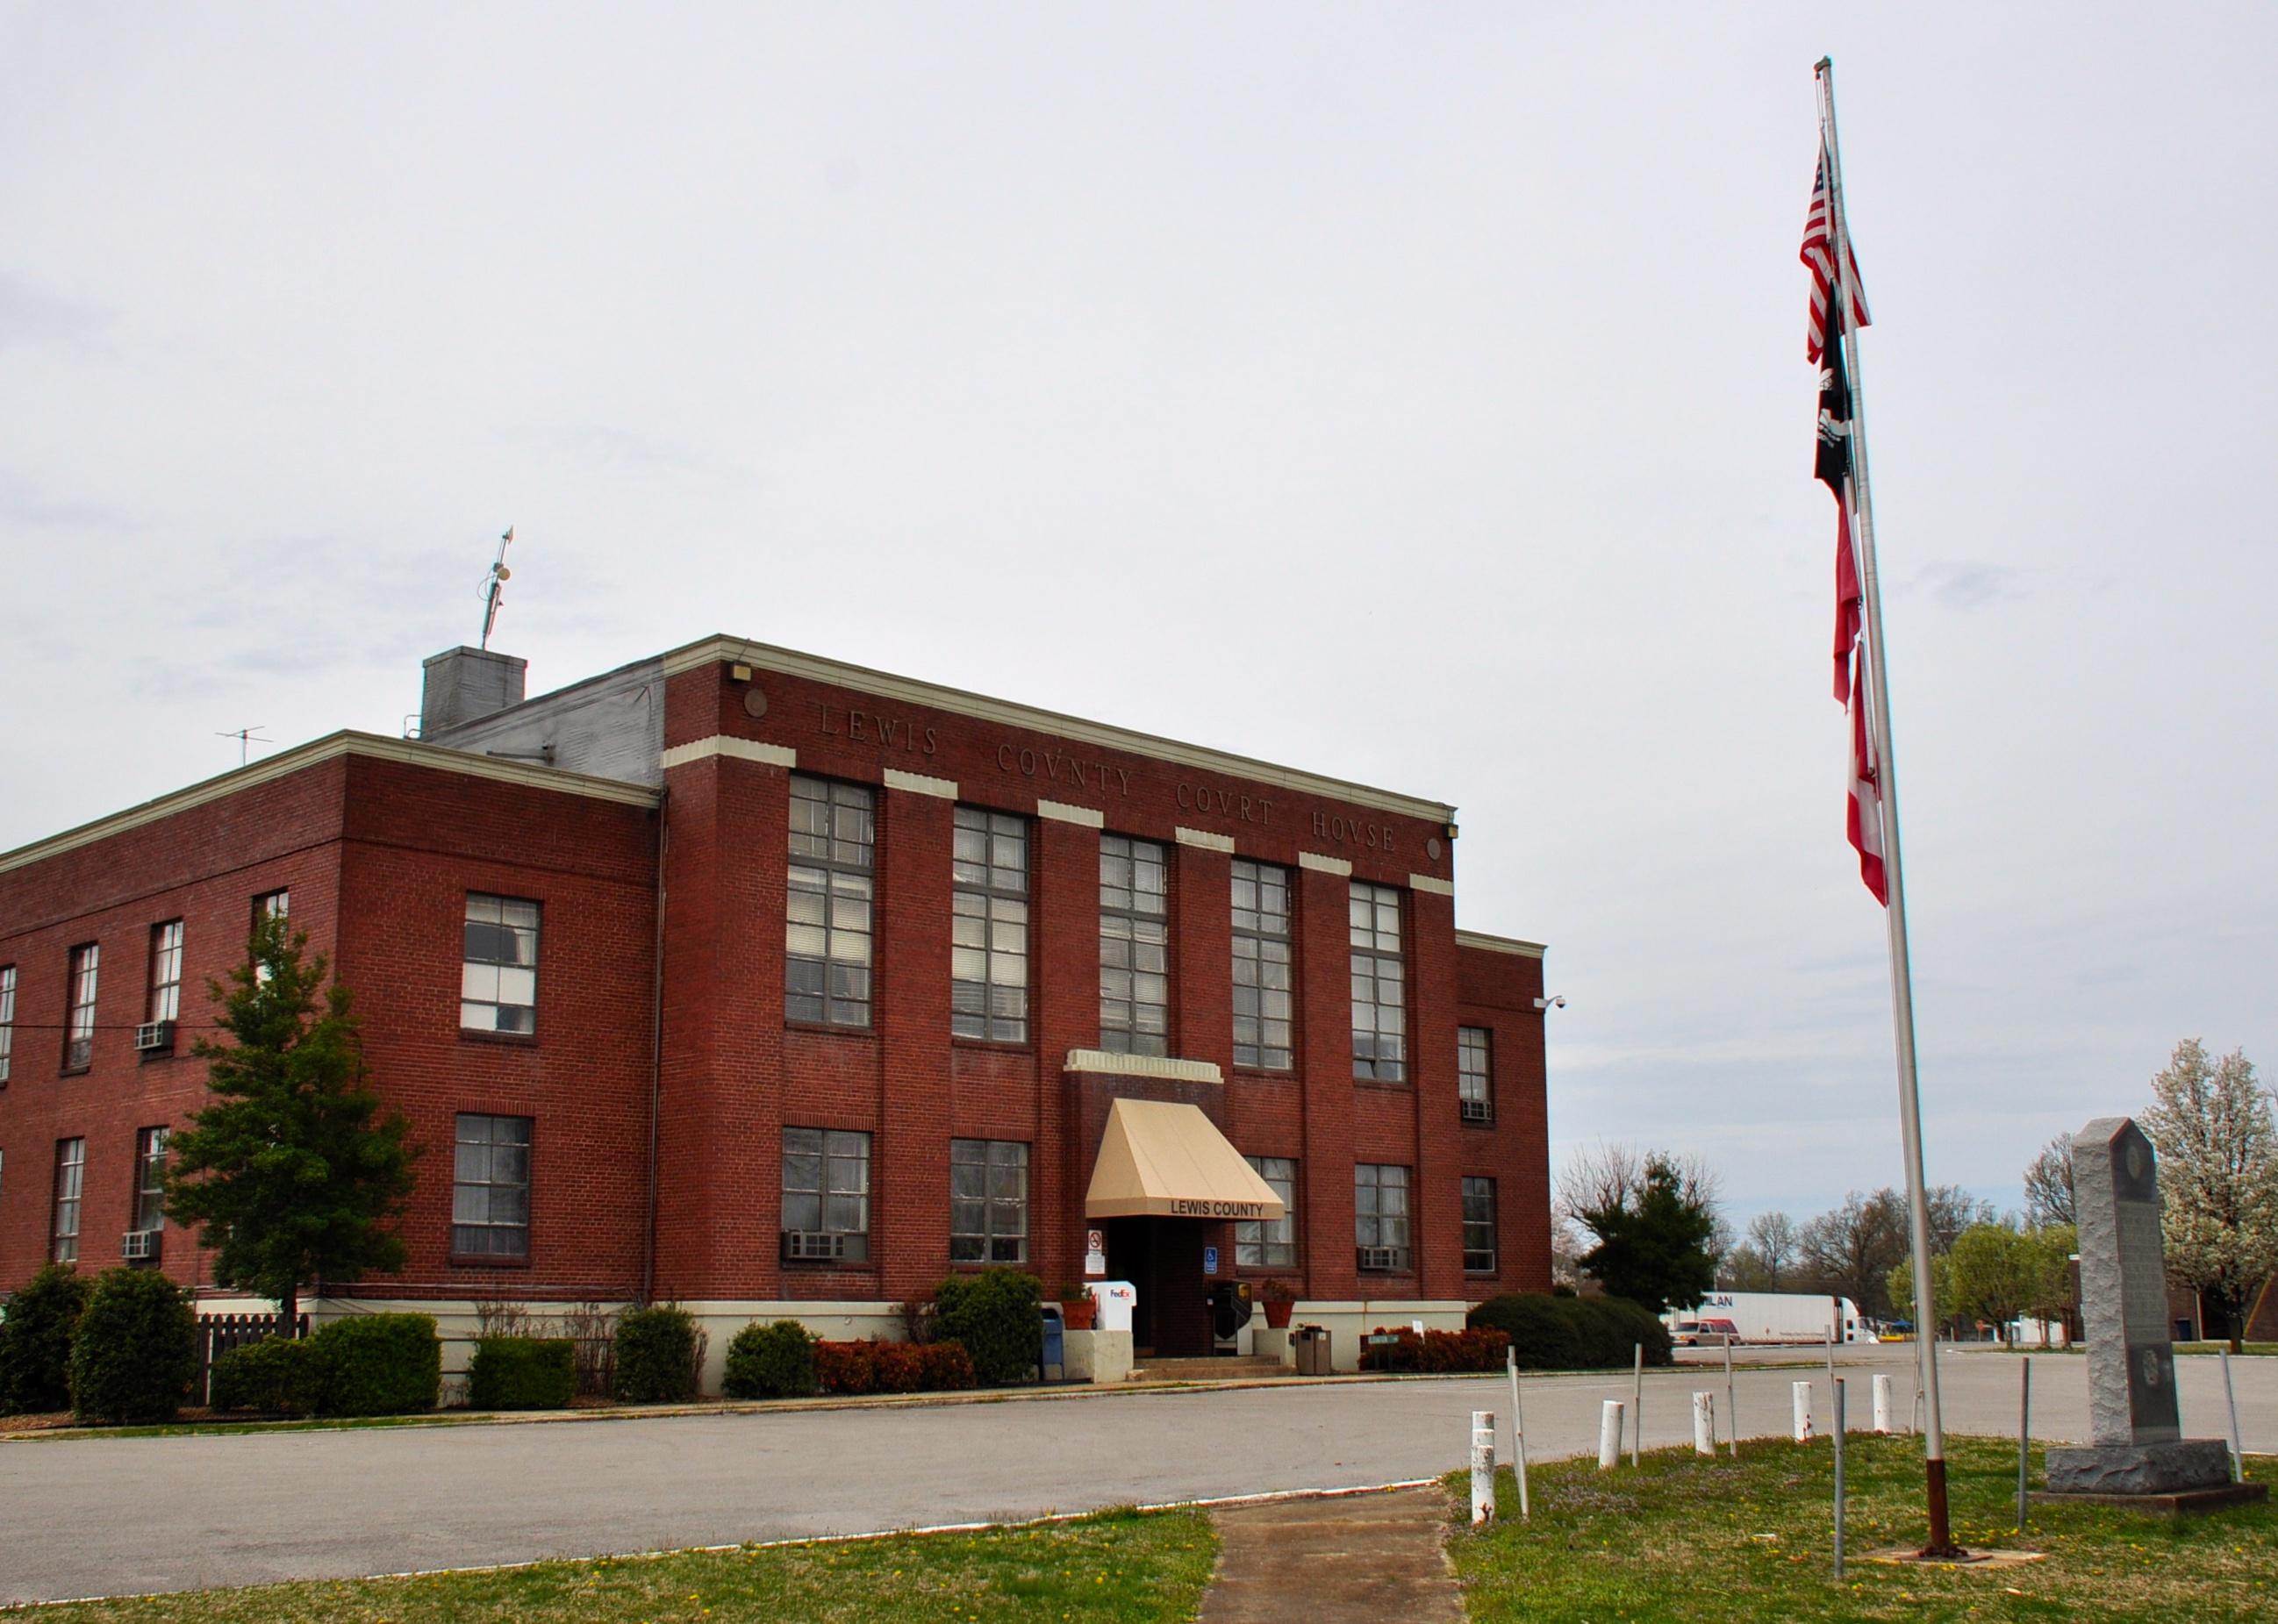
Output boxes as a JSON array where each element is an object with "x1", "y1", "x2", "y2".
[{"x1": 1201, "y1": 1488, "x2": 1461, "y2": 1623}]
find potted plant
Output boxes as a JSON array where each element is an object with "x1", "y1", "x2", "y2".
[
  {"x1": 1057, "y1": 1284, "x2": 1097, "y2": 1331},
  {"x1": 1260, "y1": 1278, "x2": 1298, "y2": 1330}
]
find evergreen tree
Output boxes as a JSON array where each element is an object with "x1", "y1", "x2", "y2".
[
  {"x1": 1574, "y1": 1154, "x2": 1718, "y2": 1316},
  {"x1": 164, "y1": 916, "x2": 418, "y2": 1329}
]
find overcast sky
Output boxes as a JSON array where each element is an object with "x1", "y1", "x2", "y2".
[{"x1": 5, "y1": 5, "x2": 2272, "y2": 1228}]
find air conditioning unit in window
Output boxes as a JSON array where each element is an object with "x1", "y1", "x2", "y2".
[
  {"x1": 781, "y1": 1230, "x2": 849, "y2": 1262},
  {"x1": 1459, "y1": 1098, "x2": 1492, "y2": 1124},
  {"x1": 1357, "y1": 1246, "x2": 1401, "y2": 1271},
  {"x1": 120, "y1": 1229, "x2": 161, "y2": 1262},
  {"x1": 134, "y1": 1020, "x2": 175, "y2": 1053}
]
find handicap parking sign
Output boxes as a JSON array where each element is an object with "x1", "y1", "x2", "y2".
[{"x1": 1203, "y1": 1245, "x2": 1220, "y2": 1276}]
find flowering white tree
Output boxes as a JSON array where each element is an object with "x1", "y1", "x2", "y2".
[{"x1": 2140, "y1": 1039, "x2": 2278, "y2": 1354}]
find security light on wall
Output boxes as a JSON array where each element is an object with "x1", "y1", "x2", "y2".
[{"x1": 1535, "y1": 995, "x2": 1566, "y2": 1012}]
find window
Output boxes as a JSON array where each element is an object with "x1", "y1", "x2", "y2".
[
  {"x1": 1355, "y1": 1163, "x2": 1411, "y2": 1271},
  {"x1": 462, "y1": 895, "x2": 541, "y2": 1034},
  {"x1": 1231, "y1": 861, "x2": 1293, "y2": 1070},
  {"x1": 148, "y1": 921, "x2": 184, "y2": 1025},
  {"x1": 1099, "y1": 835, "x2": 1170, "y2": 1055},
  {"x1": 1236, "y1": 1155, "x2": 1297, "y2": 1268},
  {"x1": 1463, "y1": 1177, "x2": 1498, "y2": 1274},
  {"x1": 134, "y1": 1127, "x2": 169, "y2": 1233},
  {"x1": 786, "y1": 776, "x2": 876, "y2": 1027},
  {"x1": 64, "y1": 944, "x2": 99, "y2": 1070},
  {"x1": 452, "y1": 1114, "x2": 532, "y2": 1259},
  {"x1": 251, "y1": 891, "x2": 288, "y2": 984},
  {"x1": 1349, "y1": 884, "x2": 1406, "y2": 1081},
  {"x1": 1458, "y1": 1027, "x2": 1493, "y2": 1123},
  {"x1": 52, "y1": 1138, "x2": 85, "y2": 1263},
  {"x1": 949, "y1": 1138, "x2": 1028, "y2": 1263},
  {"x1": 781, "y1": 1127, "x2": 870, "y2": 1262},
  {"x1": 0, "y1": 963, "x2": 15, "y2": 1084},
  {"x1": 951, "y1": 808, "x2": 1028, "y2": 1043}
]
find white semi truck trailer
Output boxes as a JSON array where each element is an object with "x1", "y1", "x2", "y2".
[{"x1": 1669, "y1": 1291, "x2": 1874, "y2": 1346}]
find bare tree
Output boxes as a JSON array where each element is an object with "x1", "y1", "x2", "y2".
[
  {"x1": 1796, "y1": 1189, "x2": 1909, "y2": 1319},
  {"x1": 1925, "y1": 1184, "x2": 1995, "y2": 1253},
  {"x1": 2022, "y1": 1134, "x2": 2077, "y2": 1228},
  {"x1": 1553, "y1": 1141, "x2": 1644, "y2": 1234},
  {"x1": 1746, "y1": 1210, "x2": 1799, "y2": 1289},
  {"x1": 2142, "y1": 1039, "x2": 2278, "y2": 1354}
]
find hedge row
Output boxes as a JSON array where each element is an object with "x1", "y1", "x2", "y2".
[
  {"x1": 469, "y1": 1336, "x2": 576, "y2": 1411},
  {"x1": 1357, "y1": 1326, "x2": 1512, "y2": 1374},
  {"x1": 1466, "y1": 1293, "x2": 1674, "y2": 1369},
  {"x1": 814, "y1": 1339, "x2": 977, "y2": 1396},
  {"x1": 209, "y1": 1314, "x2": 442, "y2": 1417}
]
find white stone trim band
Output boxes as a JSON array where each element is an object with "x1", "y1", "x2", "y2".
[
  {"x1": 1455, "y1": 929, "x2": 1547, "y2": 959},
  {"x1": 1174, "y1": 826, "x2": 1235, "y2": 853},
  {"x1": 1062, "y1": 1049, "x2": 1225, "y2": 1084},
  {"x1": 1297, "y1": 851, "x2": 1353, "y2": 876},
  {"x1": 1035, "y1": 799, "x2": 1106, "y2": 828},
  {"x1": 661, "y1": 735, "x2": 798, "y2": 771},
  {"x1": 1408, "y1": 873, "x2": 1456, "y2": 897},
  {"x1": 883, "y1": 768, "x2": 957, "y2": 799}
]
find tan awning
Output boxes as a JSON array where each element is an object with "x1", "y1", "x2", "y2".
[{"x1": 1084, "y1": 1098, "x2": 1287, "y2": 1221}]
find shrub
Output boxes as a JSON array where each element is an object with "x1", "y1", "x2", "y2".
[
  {"x1": 933, "y1": 1270, "x2": 1042, "y2": 1385},
  {"x1": 723, "y1": 1320, "x2": 817, "y2": 1399},
  {"x1": 68, "y1": 1268, "x2": 200, "y2": 1424},
  {"x1": 871, "y1": 1340, "x2": 925, "y2": 1393},
  {"x1": 613, "y1": 1305, "x2": 698, "y2": 1403},
  {"x1": 814, "y1": 1339, "x2": 878, "y2": 1396},
  {"x1": 1357, "y1": 1327, "x2": 1510, "y2": 1374},
  {"x1": 811, "y1": 1338, "x2": 975, "y2": 1395},
  {"x1": 309, "y1": 1313, "x2": 441, "y2": 1416},
  {"x1": 209, "y1": 1336, "x2": 323, "y2": 1415},
  {"x1": 921, "y1": 1341, "x2": 977, "y2": 1390},
  {"x1": 469, "y1": 1336, "x2": 577, "y2": 1411},
  {"x1": 1466, "y1": 1293, "x2": 1673, "y2": 1370},
  {"x1": 0, "y1": 1264, "x2": 90, "y2": 1414}
]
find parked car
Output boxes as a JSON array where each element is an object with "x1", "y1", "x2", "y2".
[{"x1": 1671, "y1": 1317, "x2": 1741, "y2": 1347}]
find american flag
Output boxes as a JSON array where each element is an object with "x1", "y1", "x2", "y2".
[{"x1": 1801, "y1": 151, "x2": 1870, "y2": 363}]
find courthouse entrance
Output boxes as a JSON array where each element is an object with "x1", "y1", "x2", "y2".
[{"x1": 1085, "y1": 1098, "x2": 1285, "y2": 1359}]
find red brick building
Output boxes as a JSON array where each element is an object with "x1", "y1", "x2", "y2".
[{"x1": 0, "y1": 636, "x2": 1551, "y2": 1375}]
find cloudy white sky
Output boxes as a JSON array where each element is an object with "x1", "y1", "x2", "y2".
[{"x1": 5, "y1": 5, "x2": 2272, "y2": 1227}]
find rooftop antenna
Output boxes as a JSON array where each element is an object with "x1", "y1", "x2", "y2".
[
  {"x1": 479, "y1": 526, "x2": 515, "y2": 649},
  {"x1": 216, "y1": 726, "x2": 273, "y2": 768}
]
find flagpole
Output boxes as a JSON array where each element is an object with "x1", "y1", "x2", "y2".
[{"x1": 1814, "y1": 55, "x2": 1960, "y2": 1559}]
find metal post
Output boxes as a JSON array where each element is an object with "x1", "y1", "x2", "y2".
[
  {"x1": 1833, "y1": 1377, "x2": 1848, "y2": 1579},
  {"x1": 2016, "y1": 1357, "x2": 2032, "y2": 1533},
  {"x1": 2222, "y1": 1349, "x2": 2245, "y2": 1482},
  {"x1": 1815, "y1": 54, "x2": 1959, "y2": 1559},
  {"x1": 1507, "y1": 1348, "x2": 1530, "y2": 1520},
  {"x1": 1471, "y1": 1411, "x2": 1496, "y2": 1526},
  {"x1": 1631, "y1": 1343, "x2": 1644, "y2": 1467},
  {"x1": 1725, "y1": 1335, "x2": 1739, "y2": 1456}
]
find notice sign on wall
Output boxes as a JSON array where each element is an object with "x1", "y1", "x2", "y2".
[
  {"x1": 1204, "y1": 1246, "x2": 1220, "y2": 1277},
  {"x1": 1085, "y1": 1228, "x2": 1107, "y2": 1277}
]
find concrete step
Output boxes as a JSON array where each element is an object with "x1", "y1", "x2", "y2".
[{"x1": 1128, "y1": 1355, "x2": 1288, "y2": 1384}]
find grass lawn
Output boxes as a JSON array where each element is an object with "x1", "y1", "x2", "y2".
[
  {"x1": 11, "y1": 1506, "x2": 1217, "y2": 1623},
  {"x1": 1446, "y1": 1433, "x2": 2274, "y2": 1622}
]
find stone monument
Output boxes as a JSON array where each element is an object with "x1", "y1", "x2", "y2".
[{"x1": 2040, "y1": 1117, "x2": 2264, "y2": 1509}]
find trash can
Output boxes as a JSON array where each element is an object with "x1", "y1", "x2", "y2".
[
  {"x1": 1039, "y1": 1302, "x2": 1066, "y2": 1381},
  {"x1": 1293, "y1": 1324, "x2": 1332, "y2": 1376}
]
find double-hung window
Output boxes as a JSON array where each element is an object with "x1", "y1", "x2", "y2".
[
  {"x1": 1236, "y1": 1155, "x2": 1297, "y2": 1268},
  {"x1": 63, "y1": 945, "x2": 99, "y2": 1071},
  {"x1": 1230, "y1": 862, "x2": 1293, "y2": 1070},
  {"x1": 0, "y1": 963, "x2": 15, "y2": 1084},
  {"x1": 1099, "y1": 835, "x2": 1169, "y2": 1055},
  {"x1": 452, "y1": 1113, "x2": 532, "y2": 1259},
  {"x1": 1458, "y1": 1027, "x2": 1493, "y2": 1123},
  {"x1": 1355, "y1": 1162, "x2": 1411, "y2": 1272},
  {"x1": 949, "y1": 1138, "x2": 1028, "y2": 1263},
  {"x1": 52, "y1": 1138, "x2": 85, "y2": 1263},
  {"x1": 1462, "y1": 1177, "x2": 1498, "y2": 1274},
  {"x1": 951, "y1": 808, "x2": 1028, "y2": 1043},
  {"x1": 462, "y1": 894, "x2": 541, "y2": 1034},
  {"x1": 147, "y1": 921, "x2": 184, "y2": 1025},
  {"x1": 251, "y1": 891, "x2": 289, "y2": 984},
  {"x1": 786, "y1": 776, "x2": 876, "y2": 1027},
  {"x1": 1349, "y1": 884, "x2": 1406, "y2": 1081},
  {"x1": 781, "y1": 1127, "x2": 870, "y2": 1262},
  {"x1": 133, "y1": 1127, "x2": 169, "y2": 1234}
]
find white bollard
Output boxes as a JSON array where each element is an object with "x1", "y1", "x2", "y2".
[
  {"x1": 1599, "y1": 1400, "x2": 1625, "y2": 1469},
  {"x1": 1792, "y1": 1380, "x2": 1814, "y2": 1442},
  {"x1": 1471, "y1": 1410, "x2": 1496, "y2": 1526},
  {"x1": 1873, "y1": 1373, "x2": 1894, "y2": 1434},
  {"x1": 1693, "y1": 1391, "x2": 1716, "y2": 1456}
]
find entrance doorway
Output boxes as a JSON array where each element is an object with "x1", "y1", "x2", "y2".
[{"x1": 1102, "y1": 1217, "x2": 1212, "y2": 1356}]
